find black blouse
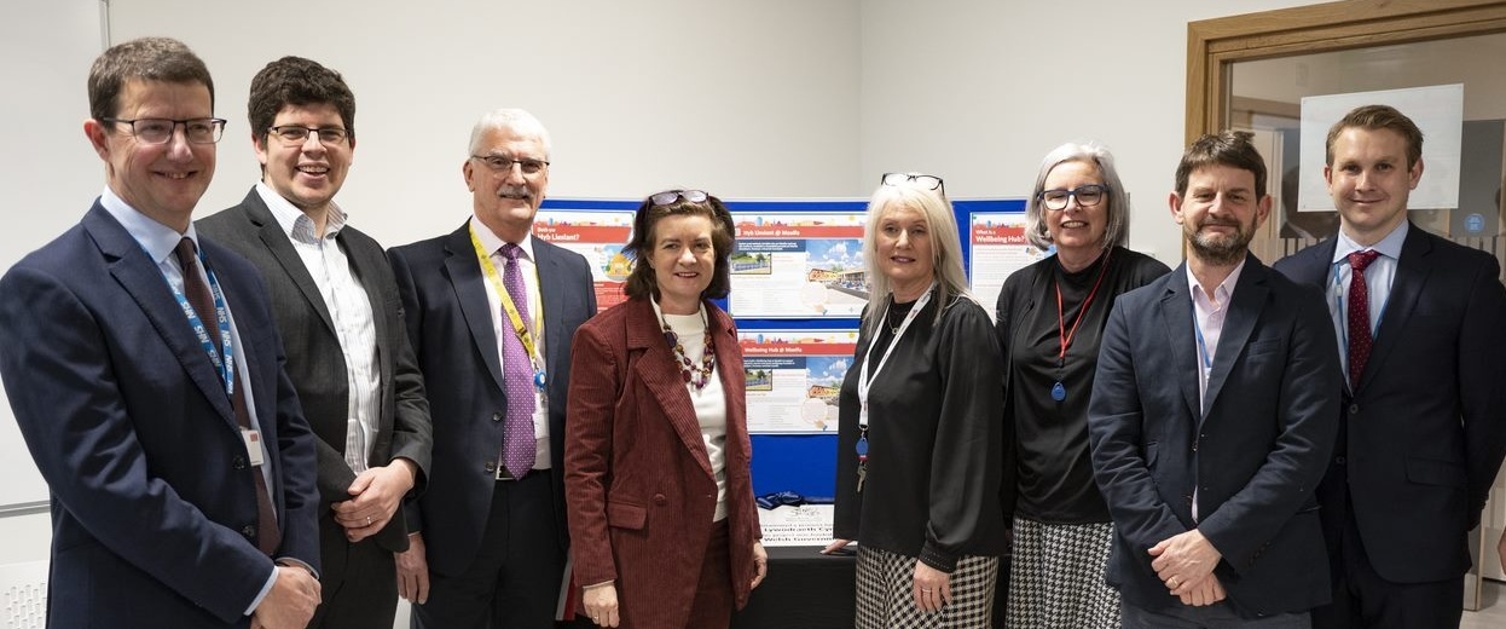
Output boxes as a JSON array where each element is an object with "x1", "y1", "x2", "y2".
[
  {"x1": 995, "y1": 246, "x2": 1170, "y2": 524},
  {"x1": 833, "y1": 289, "x2": 1008, "y2": 571}
]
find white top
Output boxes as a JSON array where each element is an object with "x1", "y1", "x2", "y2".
[
  {"x1": 654, "y1": 299, "x2": 730, "y2": 522},
  {"x1": 257, "y1": 183, "x2": 380, "y2": 473}
]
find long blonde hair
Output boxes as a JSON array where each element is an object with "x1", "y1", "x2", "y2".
[{"x1": 861, "y1": 178, "x2": 974, "y2": 336}]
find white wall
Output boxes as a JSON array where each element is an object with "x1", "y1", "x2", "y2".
[
  {"x1": 106, "y1": 0, "x2": 862, "y2": 247},
  {"x1": 859, "y1": 0, "x2": 1320, "y2": 263}
]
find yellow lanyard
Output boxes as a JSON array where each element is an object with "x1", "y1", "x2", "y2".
[{"x1": 469, "y1": 226, "x2": 543, "y2": 372}]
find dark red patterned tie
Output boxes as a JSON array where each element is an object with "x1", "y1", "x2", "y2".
[
  {"x1": 174, "y1": 238, "x2": 281, "y2": 555},
  {"x1": 1346, "y1": 249, "x2": 1381, "y2": 390}
]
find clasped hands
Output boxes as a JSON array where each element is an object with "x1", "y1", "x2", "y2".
[
  {"x1": 1149, "y1": 529, "x2": 1226, "y2": 607},
  {"x1": 331, "y1": 458, "x2": 417, "y2": 542}
]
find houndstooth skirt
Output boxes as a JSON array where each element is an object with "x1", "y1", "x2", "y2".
[
  {"x1": 1006, "y1": 517, "x2": 1120, "y2": 628},
  {"x1": 854, "y1": 546, "x2": 999, "y2": 628}
]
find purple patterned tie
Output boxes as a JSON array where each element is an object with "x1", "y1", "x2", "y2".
[
  {"x1": 499, "y1": 243, "x2": 537, "y2": 478},
  {"x1": 1346, "y1": 249, "x2": 1381, "y2": 390}
]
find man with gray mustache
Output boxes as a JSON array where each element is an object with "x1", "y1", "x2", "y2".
[{"x1": 388, "y1": 109, "x2": 597, "y2": 628}]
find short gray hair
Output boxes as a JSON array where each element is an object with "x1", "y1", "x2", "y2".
[
  {"x1": 1024, "y1": 142, "x2": 1130, "y2": 251},
  {"x1": 467, "y1": 108, "x2": 552, "y2": 158}
]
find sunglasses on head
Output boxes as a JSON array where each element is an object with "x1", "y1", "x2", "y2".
[{"x1": 650, "y1": 189, "x2": 710, "y2": 206}]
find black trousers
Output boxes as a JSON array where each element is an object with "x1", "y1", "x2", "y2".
[
  {"x1": 412, "y1": 470, "x2": 569, "y2": 629},
  {"x1": 307, "y1": 513, "x2": 398, "y2": 629}
]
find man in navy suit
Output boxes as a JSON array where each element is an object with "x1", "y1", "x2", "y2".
[
  {"x1": 1274, "y1": 104, "x2": 1506, "y2": 629},
  {"x1": 389, "y1": 108, "x2": 597, "y2": 628},
  {"x1": 1089, "y1": 130, "x2": 1340, "y2": 627},
  {"x1": 0, "y1": 37, "x2": 321, "y2": 628}
]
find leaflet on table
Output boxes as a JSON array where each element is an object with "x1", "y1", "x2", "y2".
[
  {"x1": 740, "y1": 330, "x2": 858, "y2": 434},
  {"x1": 759, "y1": 504, "x2": 836, "y2": 547},
  {"x1": 730, "y1": 213, "x2": 867, "y2": 318},
  {"x1": 533, "y1": 210, "x2": 635, "y2": 313},
  {"x1": 969, "y1": 212, "x2": 1042, "y2": 306}
]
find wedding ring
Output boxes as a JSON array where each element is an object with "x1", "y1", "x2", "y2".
[
  {"x1": 365, "y1": 516, "x2": 373, "y2": 526},
  {"x1": 1168, "y1": 577, "x2": 1179, "y2": 588}
]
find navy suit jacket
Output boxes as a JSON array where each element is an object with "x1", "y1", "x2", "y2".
[
  {"x1": 197, "y1": 189, "x2": 433, "y2": 553},
  {"x1": 1088, "y1": 254, "x2": 1340, "y2": 617},
  {"x1": 388, "y1": 223, "x2": 596, "y2": 576},
  {"x1": 1274, "y1": 224, "x2": 1506, "y2": 583},
  {"x1": 0, "y1": 204, "x2": 320, "y2": 627}
]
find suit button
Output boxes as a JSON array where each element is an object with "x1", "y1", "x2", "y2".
[
  {"x1": 1348, "y1": 403, "x2": 1359, "y2": 415},
  {"x1": 1335, "y1": 456, "x2": 1346, "y2": 465},
  {"x1": 492, "y1": 411, "x2": 504, "y2": 422},
  {"x1": 653, "y1": 494, "x2": 668, "y2": 506},
  {"x1": 242, "y1": 525, "x2": 256, "y2": 539},
  {"x1": 484, "y1": 461, "x2": 497, "y2": 474},
  {"x1": 233, "y1": 456, "x2": 246, "y2": 470}
]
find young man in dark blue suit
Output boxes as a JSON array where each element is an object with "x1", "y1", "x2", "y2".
[
  {"x1": 388, "y1": 109, "x2": 597, "y2": 628},
  {"x1": 0, "y1": 37, "x2": 321, "y2": 628},
  {"x1": 1274, "y1": 105, "x2": 1506, "y2": 629},
  {"x1": 1090, "y1": 130, "x2": 1341, "y2": 627}
]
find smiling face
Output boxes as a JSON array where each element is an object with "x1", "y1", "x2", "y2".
[
  {"x1": 650, "y1": 213, "x2": 716, "y2": 314},
  {"x1": 875, "y1": 204, "x2": 935, "y2": 300},
  {"x1": 85, "y1": 79, "x2": 216, "y2": 232},
  {"x1": 1171, "y1": 164, "x2": 1271, "y2": 266},
  {"x1": 255, "y1": 102, "x2": 353, "y2": 218},
  {"x1": 1325, "y1": 126, "x2": 1422, "y2": 246},
  {"x1": 1042, "y1": 159, "x2": 1109, "y2": 254},
  {"x1": 465, "y1": 124, "x2": 549, "y2": 243}
]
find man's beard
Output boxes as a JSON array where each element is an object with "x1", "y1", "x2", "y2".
[{"x1": 1186, "y1": 221, "x2": 1251, "y2": 266}]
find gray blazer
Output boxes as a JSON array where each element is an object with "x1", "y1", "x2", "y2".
[{"x1": 197, "y1": 188, "x2": 433, "y2": 552}]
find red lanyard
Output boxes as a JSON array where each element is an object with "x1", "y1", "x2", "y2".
[{"x1": 1055, "y1": 250, "x2": 1112, "y2": 362}]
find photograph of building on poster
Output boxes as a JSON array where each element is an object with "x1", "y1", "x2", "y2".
[
  {"x1": 739, "y1": 330, "x2": 859, "y2": 433},
  {"x1": 730, "y1": 213, "x2": 866, "y2": 318}
]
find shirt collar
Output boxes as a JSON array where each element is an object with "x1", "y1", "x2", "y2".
[
  {"x1": 1331, "y1": 220, "x2": 1408, "y2": 264},
  {"x1": 468, "y1": 215, "x2": 536, "y2": 262},
  {"x1": 255, "y1": 181, "x2": 347, "y2": 245},
  {"x1": 99, "y1": 186, "x2": 199, "y2": 265},
  {"x1": 1185, "y1": 257, "x2": 1247, "y2": 305}
]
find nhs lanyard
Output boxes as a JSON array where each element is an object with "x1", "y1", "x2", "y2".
[
  {"x1": 856, "y1": 283, "x2": 934, "y2": 430},
  {"x1": 169, "y1": 252, "x2": 237, "y2": 396}
]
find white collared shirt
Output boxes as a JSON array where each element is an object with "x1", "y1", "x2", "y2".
[
  {"x1": 256, "y1": 183, "x2": 380, "y2": 473},
  {"x1": 469, "y1": 216, "x2": 550, "y2": 469}
]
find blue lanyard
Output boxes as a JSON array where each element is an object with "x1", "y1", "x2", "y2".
[{"x1": 168, "y1": 253, "x2": 237, "y2": 396}]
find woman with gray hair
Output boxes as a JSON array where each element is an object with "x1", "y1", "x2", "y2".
[
  {"x1": 824, "y1": 173, "x2": 1008, "y2": 628},
  {"x1": 994, "y1": 143, "x2": 1169, "y2": 627}
]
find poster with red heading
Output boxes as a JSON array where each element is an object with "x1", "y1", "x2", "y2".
[
  {"x1": 532, "y1": 210, "x2": 635, "y2": 313},
  {"x1": 739, "y1": 330, "x2": 860, "y2": 433},
  {"x1": 730, "y1": 213, "x2": 867, "y2": 318},
  {"x1": 969, "y1": 212, "x2": 1042, "y2": 306}
]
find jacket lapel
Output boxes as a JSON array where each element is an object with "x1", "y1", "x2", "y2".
[
  {"x1": 1202, "y1": 255, "x2": 1269, "y2": 417},
  {"x1": 239, "y1": 192, "x2": 337, "y2": 335},
  {"x1": 533, "y1": 239, "x2": 568, "y2": 372},
  {"x1": 85, "y1": 206, "x2": 237, "y2": 428},
  {"x1": 1158, "y1": 263, "x2": 1202, "y2": 421},
  {"x1": 443, "y1": 225, "x2": 506, "y2": 391},
  {"x1": 1357, "y1": 225, "x2": 1431, "y2": 393},
  {"x1": 627, "y1": 299, "x2": 716, "y2": 479}
]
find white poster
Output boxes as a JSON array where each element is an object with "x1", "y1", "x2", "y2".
[
  {"x1": 739, "y1": 329, "x2": 859, "y2": 433},
  {"x1": 730, "y1": 213, "x2": 867, "y2": 318},
  {"x1": 968, "y1": 212, "x2": 1041, "y2": 306},
  {"x1": 533, "y1": 210, "x2": 635, "y2": 313},
  {"x1": 758, "y1": 505, "x2": 836, "y2": 547}
]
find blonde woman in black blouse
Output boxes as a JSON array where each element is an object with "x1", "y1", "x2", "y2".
[{"x1": 824, "y1": 173, "x2": 1007, "y2": 628}]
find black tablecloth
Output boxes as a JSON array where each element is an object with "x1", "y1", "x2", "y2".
[{"x1": 732, "y1": 545, "x2": 856, "y2": 629}]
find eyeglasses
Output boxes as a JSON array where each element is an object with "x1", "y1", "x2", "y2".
[
  {"x1": 650, "y1": 189, "x2": 710, "y2": 206},
  {"x1": 101, "y1": 117, "x2": 226, "y2": 145},
  {"x1": 880, "y1": 172, "x2": 945, "y2": 195},
  {"x1": 1039, "y1": 184, "x2": 1110, "y2": 211},
  {"x1": 268, "y1": 125, "x2": 349, "y2": 146},
  {"x1": 470, "y1": 155, "x2": 550, "y2": 176}
]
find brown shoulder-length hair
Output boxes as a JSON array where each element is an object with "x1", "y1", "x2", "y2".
[{"x1": 623, "y1": 190, "x2": 737, "y2": 301}]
